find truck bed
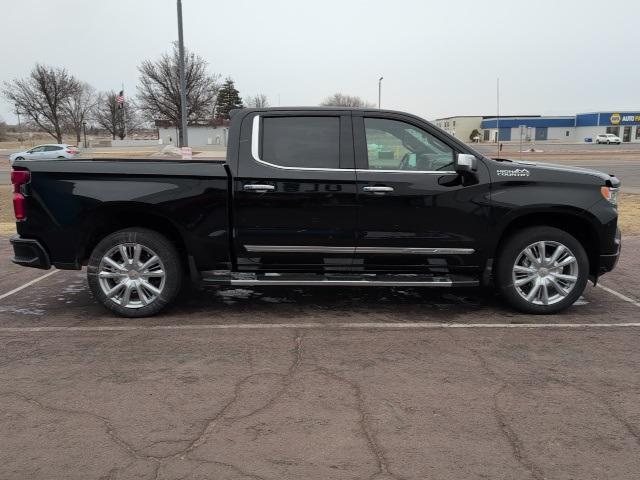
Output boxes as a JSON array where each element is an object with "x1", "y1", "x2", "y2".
[{"x1": 13, "y1": 157, "x2": 232, "y2": 271}]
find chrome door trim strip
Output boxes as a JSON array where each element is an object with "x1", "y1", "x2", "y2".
[
  {"x1": 245, "y1": 245, "x2": 355, "y2": 254},
  {"x1": 356, "y1": 247, "x2": 475, "y2": 255},
  {"x1": 244, "y1": 245, "x2": 475, "y2": 255}
]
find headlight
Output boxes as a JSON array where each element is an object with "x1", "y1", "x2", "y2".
[{"x1": 601, "y1": 186, "x2": 619, "y2": 206}]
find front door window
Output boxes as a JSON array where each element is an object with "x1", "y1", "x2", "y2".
[{"x1": 364, "y1": 118, "x2": 454, "y2": 172}]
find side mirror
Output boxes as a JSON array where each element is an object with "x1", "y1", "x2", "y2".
[{"x1": 454, "y1": 153, "x2": 477, "y2": 174}]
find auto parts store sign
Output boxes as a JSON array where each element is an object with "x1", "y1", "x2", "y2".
[{"x1": 606, "y1": 112, "x2": 640, "y2": 125}]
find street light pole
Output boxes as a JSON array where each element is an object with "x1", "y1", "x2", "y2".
[
  {"x1": 177, "y1": 0, "x2": 189, "y2": 147},
  {"x1": 15, "y1": 104, "x2": 22, "y2": 144},
  {"x1": 378, "y1": 76, "x2": 383, "y2": 109},
  {"x1": 82, "y1": 121, "x2": 88, "y2": 149}
]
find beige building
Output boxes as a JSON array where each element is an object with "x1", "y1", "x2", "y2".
[{"x1": 433, "y1": 116, "x2": 484, "y2": 142}]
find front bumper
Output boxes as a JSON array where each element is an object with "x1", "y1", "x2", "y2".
[
  {"x1": 10, "y1": 235, "x2": 51, "y2": 270},
  {"x1": 598, "y1": 228, "x2": 621, "y2": 274}
]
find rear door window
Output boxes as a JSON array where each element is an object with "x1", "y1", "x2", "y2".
[{"x1": 261, "y1": 116, "x2": 340, "y2": 169}]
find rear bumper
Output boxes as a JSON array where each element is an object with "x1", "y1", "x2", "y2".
[
  {"x1": 10, "y1": 235, "x2": 51, "y2": 270},
  {"x1": 598, "y1": 228, "x2": 621, "y2": 274}
]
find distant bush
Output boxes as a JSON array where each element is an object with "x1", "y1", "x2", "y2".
[{"x1": 0, "y1": 120, "x2": 7, "y2": 142}]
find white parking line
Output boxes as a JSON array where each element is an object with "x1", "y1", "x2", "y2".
[
  {"x1": 0, "y1": 270, "x2": 59, "y2": 301},
  {"x1": 0, "y1": 322, "x2": 640, "y2": 334},
  {"x1": 597, "y1": 283, "x2": 640, "y2": 308}
]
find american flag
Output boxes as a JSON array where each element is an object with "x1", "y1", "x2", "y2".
[{"x1": 116, "y1": 91, "x2": 125, "y2": 108}]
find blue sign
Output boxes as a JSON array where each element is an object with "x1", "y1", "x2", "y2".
[{"x1": 600, "y1": 112, "x2": 640, "y2": 126}]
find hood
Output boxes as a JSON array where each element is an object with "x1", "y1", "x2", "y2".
[{"x1": 494, "y1": 158, "x2": 620, "y2": 187}]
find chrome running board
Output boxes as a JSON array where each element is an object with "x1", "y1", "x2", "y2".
[{"x1": 200, "y1": 272, "x2": 479, "y2": 288}]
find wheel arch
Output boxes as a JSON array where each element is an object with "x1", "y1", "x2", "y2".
[
  {"x1": 79, "y1": 204, "x2": 188, "y2": 270},
  {"x1": 493, "y1": 210, "x2": 601, "y2": 277}
]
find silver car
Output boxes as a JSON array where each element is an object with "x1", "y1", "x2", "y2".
[{"x1": 9, "y1": 144, "x2": 78, "y2": 166}]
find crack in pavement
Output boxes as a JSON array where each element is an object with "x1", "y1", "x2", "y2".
[
  {"x1": 549, "y1": 377, "x2": 640, "y2": 447},
  {"x1": 448, "y1": 328, "x2": 640, "y2": 478},
  {"x1": 171, "y1": 331, "x2": 304, "y2": 460},
  {"x1": 312, "y1": 365, "x2": 403, "y2": 480},
  {"x1": 444, "y1": 330, "x2": 546, "y2": 480},
  {"x1": 0, "y1": 390, "x2": 145, "y2": 462},
  {"x1": 0, "y1": 332, "x2": 306, "y2": 480},
  {"x1": 179, "y1": 458, "x2": 269, "y2": 480}
]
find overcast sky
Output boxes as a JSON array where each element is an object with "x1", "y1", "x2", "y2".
[{"x1": 2, "y1": 0, "x2": 639, "y2": 123}]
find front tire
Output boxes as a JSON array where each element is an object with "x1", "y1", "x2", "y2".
[
  {"x1": 496, "y1": 227, "x2": 589, "y2": 314},
  {"x1": 87, "y1": 228, "x2": 183, "y2": 317}
]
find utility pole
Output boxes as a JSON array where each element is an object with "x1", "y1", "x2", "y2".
[
  {"x1": 378, "y1": 76, "x2": 384, "y2": 109},
  {"x1": 496, "y1": 77, "x2": 500, "y2": 158},
  {"x1": 122, "y1": 82, "x2": 127, "y2": 139},
  {"x1": 177, "y1": 0, "x2": 189, "y2": 147},
  {"x1": 15, "y1": 104, "x2": 22, "y2": 144}
]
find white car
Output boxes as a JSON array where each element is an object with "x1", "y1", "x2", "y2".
[
  {"x1": 595, "y1": 134, "x2": 621, "y2": 144},
  {"x1": 9, "y1": 144, "x2": 78, "y2": 166}
]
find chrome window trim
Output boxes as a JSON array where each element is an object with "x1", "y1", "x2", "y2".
[
  {"x1": 356, "y1": 169, "x2": 456, "y2": 174},
  {"x1": 245, "y1": 245, "x2": 475, "y2": 255},
  {"x1": 250, "y1": 115, "x2": 457, "y2": 174},
  {"x1": 251, "y1": 115, "x2": 347, "y2": 172}
]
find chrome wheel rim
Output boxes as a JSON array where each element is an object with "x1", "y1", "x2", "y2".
[
  {"x1": 512, "y1": 241, "x2": 579, "y2": 306},
  {"x1": 98, "y1": 243, "x2": 166, "y2": 309}
]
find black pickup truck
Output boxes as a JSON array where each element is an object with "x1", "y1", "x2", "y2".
[{"x1": 10, "y1": 107, "x2": 621, "y2": 317}]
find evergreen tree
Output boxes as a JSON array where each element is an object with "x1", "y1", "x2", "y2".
[{"x1": 215, "y1": 78, "x2": 243, "y2": 120}]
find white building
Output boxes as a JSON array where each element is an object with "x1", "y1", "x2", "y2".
[
  {"x1": 433, "y1": 116, "x2": 484, "y2": 142},
  {"x1": 480, "y1": 116, "x2": 575, "y2": 143},
  {"x1": 157, "y1": 125, "x2": 229, "y2": 147}
]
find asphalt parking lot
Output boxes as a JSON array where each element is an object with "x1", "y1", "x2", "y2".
[{"x1": 1, "y1": 234, "x2": 639, "y2": 480}]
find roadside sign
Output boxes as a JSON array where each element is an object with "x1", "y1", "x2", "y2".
[{"x1": 181, "y1": 147, "x2": 192, "y2": 160}]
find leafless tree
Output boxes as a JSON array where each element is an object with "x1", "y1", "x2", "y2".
[
  {"x1": 244, "y1": 93, "x2": 270, "y2": 108},
  {"x1": 62, "y1": 82, "x2": 97, "y2": 144},
  {"x1": 2, "y1": 64, "x2": 80, "y2": 143},
  {"x1": 320, "y1": 93, "x2": 374, "y2": 108},
  {"x1": 137, "y1": 43, "x2": 221, "y2": 145},
  {"x1": 93, "y1": 91, "x2": 140, "y2": 140}
]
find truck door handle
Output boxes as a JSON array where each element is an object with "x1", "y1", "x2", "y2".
[
  {"x1": 363, "y1": 186, "x2": 394, "y2": 194},
  {"x1": 243, "y1": 184, "x2": 275, "y2": 192}
]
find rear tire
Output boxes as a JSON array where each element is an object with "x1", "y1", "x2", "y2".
[
  {"x1": 87, "y1": 228, "x2": 183, "y2": 317},
  {"x1": 496, "y1": 227, "x2": 589, "y2": 314}
]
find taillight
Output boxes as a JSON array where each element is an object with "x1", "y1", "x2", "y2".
[
  {"x1": 11, "y1": 169, "x2": 30, "y2": 221},
  {"x1": 66, "y1": 149, "x2": 77, "y2": 154},
  {"x1": 11, "y1": 170, "x2": 30, "y2": 189},
  {"x1": 13, "y1": 193, "x2": 26, "y2": 220}
]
